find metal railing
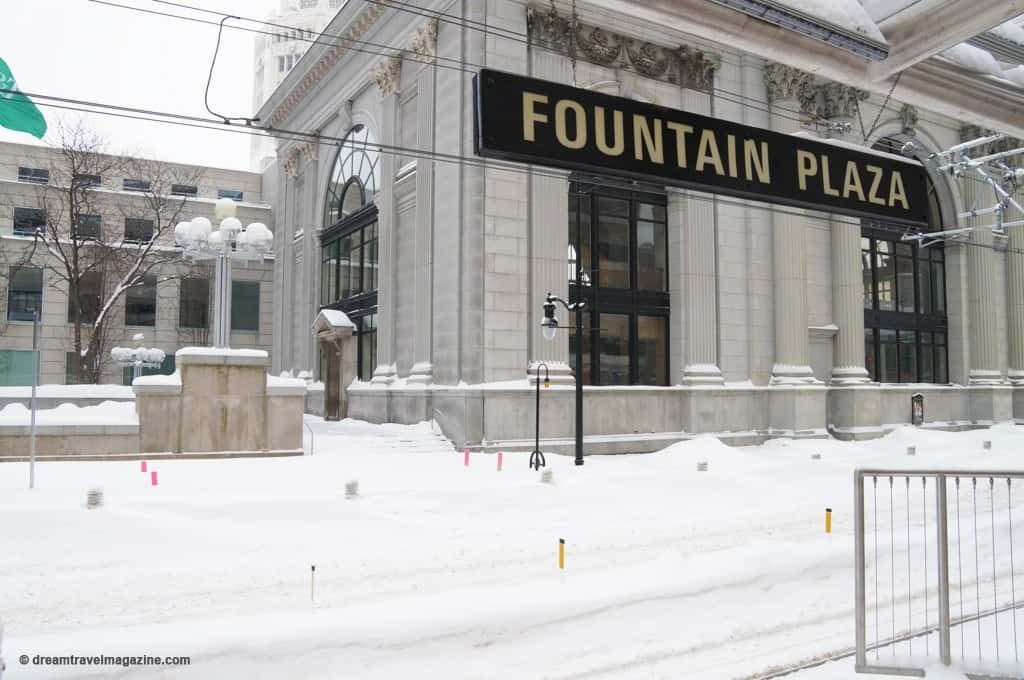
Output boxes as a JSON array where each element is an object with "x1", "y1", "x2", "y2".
[{"x1": 855, "y1": 468, "x2": 1024, "y2": 678}]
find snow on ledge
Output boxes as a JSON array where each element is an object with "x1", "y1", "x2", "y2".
[
  {"x1": 267, "y1": 374, "x2": 307, "y2": 396},
  {"x1": 133, "y1": 371, "x2": 182, "y2": 387},
  {"x1": 176, "y1": 347, "x2": 269, "y2": 358},
  {"x1": 0, "y1": 400, "x2": 138, "y2": 427},
  {"x1": 0, "y1": 384, "x2": 134, "y2": 399}
]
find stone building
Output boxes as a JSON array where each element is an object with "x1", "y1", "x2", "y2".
[
  {"x1": 0, "y1": 141, "x2": 274, "y2": 385},
  {"x1": 261, "y1": 0, "x2": 1024, "y2": 451}
]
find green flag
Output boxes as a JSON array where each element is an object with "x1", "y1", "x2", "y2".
[{"x1": 0, "y1": 58, "x2": 46, "y2": 139}]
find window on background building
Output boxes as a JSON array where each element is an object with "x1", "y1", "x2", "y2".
[
  {"x1": 179, "y1": 278, "x2": 209, "y2": 329},
  {"x1": 862, "y1": 138, "x2": 948, "y2": 384},
  {"x1": 13, "y1": 207, "x2": 45, "y2": 236},
  {"x1": 231, "y1": 280, "x2": 260, "y2": 332},
  {"x1": 73, "y1": 173, "x2": 101, "y2": 188},
  {"x1": 123, "y1": 178, "x2": 151, "y2": 192},
  {"x1": 170, "y1": 184, "x2": 198, "y2": 197},
  {"x1": 125, "y1": 275, "x2": 157, "y2": 326},
  {"x1": 320, "y1": 125, "x2": 381, "y2": 380},
  {"x1": 568, "y1": 183, "x2": 669, "y2": 385},
  {"x1": 0, "y1": 349, "x2": 36, "y2": 386},
  {"x1": 7, "y1": 266, "x2": 42, "y2": 321},
  {"x1": 73, "y1": 213, "x2": 101, "y2": 240},
  {"x1": 124, "y1": 218, "x2": 154, "y2": 243},
  {"x1": 17, "y1": 167, "x2": 49, "y2": 184},
  {"x1": 329, "y1": 0, "x2": 342, "y2": 7},
  {"x1": 68, "y1": 271, "x2": 103, "y2": 324},
  {"x1": 301, "y1": 0, "x2": 317, "y2": 8},
  {"x1": 217, "y1": 188, "x2": 244, "y2": 201},
  {"x1": 65, "y1": 352, "x2": 100, "y2": 385}
]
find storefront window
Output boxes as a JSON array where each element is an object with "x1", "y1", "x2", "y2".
[{"x1": 568, "y1": 183, "x2": 669, "y2": 385}]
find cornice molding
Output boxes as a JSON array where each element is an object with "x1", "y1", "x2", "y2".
[{"x1": 526, "y1": 4, "x2": 720, "y2": 92}]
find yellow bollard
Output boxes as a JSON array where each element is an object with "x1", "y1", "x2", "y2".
[
  {"x1": 825, "y1": 508, "x2": 832, "y2": 534},
  {"x1": 558, "y1": 538, "x2": 565, "y2": 569}
]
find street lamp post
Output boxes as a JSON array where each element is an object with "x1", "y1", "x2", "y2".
[
  {"x1": 173, "y1": 198, "x2": 273, "y2": 349},
  {"x1": 540, "y1": 292, "x2": 586, "y2": 466},
  {"x1": 530, "y1": 362, "x2": 550, "y2": 471}
]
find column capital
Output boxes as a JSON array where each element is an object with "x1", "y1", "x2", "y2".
[{"x1": 373, "y1": 55, "x2": 402, "y2": 97}]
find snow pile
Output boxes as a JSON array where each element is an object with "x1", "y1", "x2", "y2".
[
  {"x1": 133, "y1": 371, "x2": 181, "y2": 387},
  {"x1": 778, "y1": 0, "x2": 886, "y2": 42},
  {"x1": 1004, "y1": 65, "x2": 1024, "y2": 87},
  {"x1": 0, "y1": 384, "x2": 134, "y2": 400},
  {"x1": 0, "y1": 400, "x2": 137, "y2": 426},
  {"x1": 2, "y1": 420, "x2": 1024, "y2": 679},
  {"x1": 990, "y1": 20, "x2": 1024, "y2": 47},
  {"x1": 175, "y1": 347, "x2": 268, "y2": 359},
  {"x1": 940, "y1": 44, "x2": 1004, "y2": 77}
]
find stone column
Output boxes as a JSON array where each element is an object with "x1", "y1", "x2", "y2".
[
  {"x1": 409, "y1": 52, "x2": 436, "y2": 384},
  {"x1": 966, "y1": 183, "x2": 1002, "y2": 384},
  {"x1": 823, "y1": 87, "x2": 870, "y2": 384},
  {"x1": 764, "y1": 64, "x2": 815, "y2": 384},
  {"x1": 371, "y1": 56, "x2": 401, "y2": 385},
  {"x1": 1009, "y1": 223, "x2": 1024, "y2": 384},
  {"x1": 669, "y1": 188, "x2": 723, "y2": 384}
]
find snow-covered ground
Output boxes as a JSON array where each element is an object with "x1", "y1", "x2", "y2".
[{"x1": 2, "y1": 419, "x2": 1024, "y2": 679}]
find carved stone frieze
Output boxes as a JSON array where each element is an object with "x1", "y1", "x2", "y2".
[
  {"x1": 408, "y1": 18, "x2": 438, "y2": 59},
  {"x1": 526, "y1": 4, "x2": 719, "y2": 92},
  {"x1": 960, "y1": 124, "x2": 1023, "y2": 160},
  {"x1": 819, "y1": 83, "x2": 868, "y2": 120},
  {"x1": 373, "y1": 55, "x2": 403, "y2": 97},
  {"x1": 763, "y1": 62, "x2": 815, "y2": 109}
]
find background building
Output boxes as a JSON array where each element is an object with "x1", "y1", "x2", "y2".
[
  {"x1": 260, "y1": 0, "x2": 1024, "y2": 450},
  {"x1": 0, "y1": 140, "x2": 274, "y2": 386},
  {"x1": 251, "y1": 0, "x2": 341, "y2": 171}
]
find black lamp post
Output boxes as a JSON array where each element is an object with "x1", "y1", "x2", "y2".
[
  {"x1": 530, "y1": 362, "x2": 550, "y2": 471},
  {"x1": 541, "y1": 291, "x2": 586, "y2": 466}
]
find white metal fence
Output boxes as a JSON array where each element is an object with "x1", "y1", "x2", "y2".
[{"x1": 855, "y1": 468, "x2": 1024, "y2": 678}]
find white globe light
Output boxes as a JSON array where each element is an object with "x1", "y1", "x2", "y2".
[
  {"x1": 542, "y1": 321, "x2": 557, "y2": 341},
  {"x1": 214, "y1": 197, "x2": 237, "y2": 220},
  {"x1": 236, "y1": 229, "x2": 250, "y2": 248},
  {"x1": 189, "y1": 217, "x2": 212, "y2": 242},
  {"x1": 173, "y1": 221, "x2": 191, "y2": 246},
  {"x1": 246, "y1": 223, "x2": 272, "y2": 251},
  {"x1": 220, "y1": 216, "x2": 242, "y2": 238},
  {"x1": 208, "y1": 230, "x2": 224, "y2": 248}
]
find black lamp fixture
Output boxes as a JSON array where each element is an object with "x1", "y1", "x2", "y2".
[{"x1": 541, "y1": 291, "x2": 586, "y2": 466}]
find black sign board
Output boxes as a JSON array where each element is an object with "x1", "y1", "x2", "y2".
[{"x1": 474, "y1": 69, "x2": 928, "y2": 226}]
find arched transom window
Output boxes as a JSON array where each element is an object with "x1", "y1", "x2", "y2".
[{"x1": 323, "y1": 124, "x2": 380, "y2": 227}]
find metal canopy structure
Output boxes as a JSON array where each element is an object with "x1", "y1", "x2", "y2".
[{"x1": 585, "y1": 0, "x2": 1024, "y2": 138}]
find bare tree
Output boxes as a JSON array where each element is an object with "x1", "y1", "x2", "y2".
[{"x1": 2, "y1": 121, "x2": 204, "y2": 383}]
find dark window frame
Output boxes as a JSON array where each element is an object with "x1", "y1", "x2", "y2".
[
  {"x1": 125, "y1": 275, "x2": 157, "y2": 327},
  {"x1": 17, "y1": 167, "x2": 49, "y2": 184},
  {"x1": 217, "y1": 189, "x2": 244, "y2": 201},
  {"x1": 13, "y1": 207, "x2": 45, "y2": 236},
  {"x1": 862, "y1": 222, "x2": 948, "y2": 384},
  {"x1": 7, "y1": 266, "x2": 43, "y2": 322},
  {"x1": 178, "y1": 277, "x2": 210, "y2": 329},
  {"x1": 230, "y1": 280, "x2": 261, "y2": 332},
  {"x1": 569, "y1": 182, "x2": 670, "y2": 386},
  {"x1": 122, "y1": 178, "x2": 151, "y2": 192},
  {"x1": 124, "y1": 217, "x2": 155, "y2": 243},
  {"x1": 170, "y1": 184, "x2": 198, "y2": 197},
  {"x1": 67, "y1": 271, "x2": 103, "y2": 325},
  {"x1": 73, "y1": 213, "x2": 102, "y2": 240}
]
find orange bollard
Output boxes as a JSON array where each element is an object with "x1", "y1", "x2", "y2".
[
  {"x1": 151, "y1": 470, "x2": 159, "y2": 486},
  {"x1": 497, "y1": 451, "x2": 503, "y2": 472},
  {"x1": 464, "y1": 448, "x2": 470, "y2": 467}
]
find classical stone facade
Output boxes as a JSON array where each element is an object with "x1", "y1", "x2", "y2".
[{"x1": 261, "y1": 0, "x2": 1024, "y2": 452}]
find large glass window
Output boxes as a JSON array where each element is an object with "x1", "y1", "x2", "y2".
[
  {"x1": 7, "y1": 266, "x2": 42, "y2": 321},
  {"x1": 320, "y1": 125, "x2": 381, "y2": 381},
  {"x1": 124, "y1": 218, "x2": 154, "y2": 243},
  {"x1": 73, "y1": 213, "x2": 101, "y2": 240},
  {"x1": 179, "y1": 278, "x2": 209, "y2": 329},
  {"x1": 568, "y1": 183, "x2": 669, "y2": 385},
  {"x1": 231, "y1": 280, "x2": 260, "y2": 332},
  {"x1": 125, "y1": 275, "x2": 157, "y2": 326},
  {"x1": 68, "y1": 271, "x2": 102, "y2": 324},
  {"x1": 13, "y1": 207, "x2": 45, "y2": 236},
  {"x1": 18, "y1": 167, "x2": 48, "y2": 184}
]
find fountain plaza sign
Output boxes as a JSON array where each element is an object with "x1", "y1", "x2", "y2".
[{"x1": 474, "y1": 69, "x2": 928, "y2": 226}]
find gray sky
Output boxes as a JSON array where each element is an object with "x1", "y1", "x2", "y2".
[{"x1": 0, "y1": 0, "x2": 278, "y2": 171}]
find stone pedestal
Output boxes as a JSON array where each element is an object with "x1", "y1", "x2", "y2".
[
  {"x1": 135, "y1": 347, "x2": 305, "y2": 454},
  {"x1": 313, "y1": 310, "x2": 357, "y2": 421}
]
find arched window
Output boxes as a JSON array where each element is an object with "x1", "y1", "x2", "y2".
[
  {"x1": 862, "y1": 137, "x2": 948, "y2": 383},
  {"x1": 323, "y1": 124, "x2": 379, "y2": 227},
  {"x1": 320, "y1": 125, "x2": 381, "y2": 380}
]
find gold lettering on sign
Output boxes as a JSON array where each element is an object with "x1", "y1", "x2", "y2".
[
  {"x1": 821, "y1": 154, "x2": 839, "y2": 197},
  {"x1": 889, "y1": 171, "x2": 908, "y2": 209},
  {"x1": 523, "y1": 92, "x2": 548, "y2": 142},
  {"x1": 796, "y1": 150, "x2": 817, "y2": 191},
  {"x1": 726, "y1": 135, "x2": 738, "y2": 179},
  {"x1": 866, "y1": 165, "x2": 885, "y2": 206},
  {"x1": 842, "y1": 161, "x2": 865, "y2": 202},
  {"x1": 555, "y1": 99, "x2": 587, "y2": 149},
  {"x1": 633, "y1": 115, "x2": 664, "y2": 164},
  {"x1": 696, "y1": 129, "x2": 725, "y2": 176},
  {"x1": 667, "y1": 122, "x2": 694, "y2": 168},
  {"x1": 594, "y1": 106, "x2": 624, "y2": 156},
  {"x1": 744, "y1": 140, "x2": 770, "y2": 184}
]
